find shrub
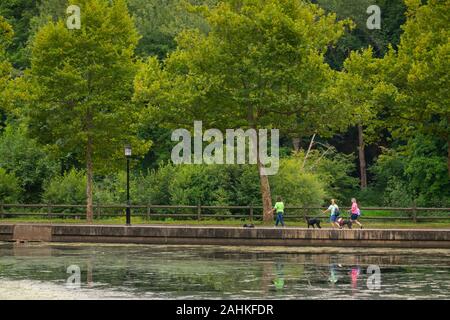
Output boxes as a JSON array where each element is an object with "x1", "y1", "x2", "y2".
[
  {"x1": 0, "y1": 125, "x2": 59, "y2": 202},
  {"x1": 232, "y1": 165, "x2": 260, "y2": 206},
  {"x1": 168, "y1": 164, "x2": 232, "y2": 206},
  {"x1": 133, "y1": 163, "x2": 176, "y2": 205},
  {"x1": 42, "y1": 169, "x2": 86, "y2": 204},
  {"x1": 0, "y1": 168, "x2": 22, "y2": 203},
  {"x1": 270, "y1": 158, "x2": 326, "y2": 208}
]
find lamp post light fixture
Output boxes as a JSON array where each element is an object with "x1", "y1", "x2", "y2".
[{"x1": 124, "y1": 144, "x2": 132, "y2": 225}]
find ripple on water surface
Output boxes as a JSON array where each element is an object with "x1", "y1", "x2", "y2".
[{"x1": 0, "y1": 242, "x2": 449, "y2": 299}]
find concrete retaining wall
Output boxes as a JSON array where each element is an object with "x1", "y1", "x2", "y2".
[{"x1": 0, "y1": 223, "x2": 449, "y2": 248}]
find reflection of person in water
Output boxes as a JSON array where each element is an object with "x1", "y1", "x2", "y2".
[
  {"x1": 328, "y1": 263, "x2": 344, "y2": 285},
  {"x1": 273, "y1": 262, "x2": 285, "y2": 291},
  {"x1": 350, "y1": 266, "x2": 361, "y2": 289},
  {"x1": 328, "y1": 264, "x2": 338, "y2": 284}
]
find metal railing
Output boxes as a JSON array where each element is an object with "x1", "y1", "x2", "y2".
[{"x1": 0, "y1": 202, "x2": 449, "y2": 223}]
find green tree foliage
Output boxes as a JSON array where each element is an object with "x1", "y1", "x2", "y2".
[
  {"x1": 127, "y1": 0, "x2": 217, "y2": 59},
  {"x1": 0, "y1": 16, "x2": 13, "y2": 124},
  {"x1": 332, "y1": 48, "x2": 383, "y2": 141},
  {"x1": 292, "y1": 148, "x2": 358, "y2": 204},
  {"x1": 0, "y1": 124, "x2": 58, "y2": 202},
  {"x1": 381, "y1": 0, "x2": 450, "y2": 176},
  {"x1": 28, "y1": 0, "x2": 68, "y2": 39},
  {"x1": 329, "y1": 47, "x2": 385, "y2": 188},
  {"x1": 0, "y1": 0, "x2": 39, "y2": 69},
  {"x1": 372, "y1": 135, "x2": 450, "y2": 207},
  {"x1": 316, "y1": 0, "x2": 407, "y2": 68},
  {"x1": 134, "y1": 0, "x2": 351, "y2": 221},
  {"x1": 27, "y1": 0, "x2": 150, "y2": 221},
  {"x1": 0, "y1": 167, "x2": 22, "y2": 203}
]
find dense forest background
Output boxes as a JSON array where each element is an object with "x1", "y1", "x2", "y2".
[{"x1": 0, "y1": 0, "x2": 448, "y2": 217}]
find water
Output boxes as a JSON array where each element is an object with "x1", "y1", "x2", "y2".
[{"x1": 0, "y1": 242, "x2": 449, "y2": 299}]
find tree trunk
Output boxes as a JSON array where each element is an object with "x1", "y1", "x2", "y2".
[
  {"x1": 86, "y1": 135, "x2": 94, "y2": 223},
  {"x1": 357, "y1": 124, "x2": 367, "y2": 189},
  {"x1": 292, "y1": 137, "x2": 300, "y2": 152},
  {"x1": 255, "y1": 126, "x2": 272, "y2": 223},
  {"x1": 258, "y1": 159, "x2": 273, "y2": 223},
  {"x1": 248, "y1": 105, "x2": 273, "y2": 223}
]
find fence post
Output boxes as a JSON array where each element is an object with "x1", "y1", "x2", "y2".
[
  {"x1": 47, "y1": 203, "x2": 52, "y2": 219},
  {"x1": 96, "y1": 202, "x2": 101, "y2": 220},
  {"x1": 197, "y1": 202, "x2": 201, "y2": 221},
  {"x1": 249, "y1": 204, "x2": 253, "y2": 222},
  {"x1": 147, "y1": 202, "x2": 151, "y2": 220},
  {"x1": 0, "y1": 202, "x2": 3, "y2": 219},
  {"x1": 412, "y1": 201, "x2": 417, "y2": 223}
]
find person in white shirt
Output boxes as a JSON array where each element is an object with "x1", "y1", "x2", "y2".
[{"x1": 323, "y1": 199, "x2": 340, "y2": 229}]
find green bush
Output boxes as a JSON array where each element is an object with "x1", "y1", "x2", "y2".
[
  {"x1": 133, "y1": 163, "x2": 176, "y2": 205},
  {"x1": 270, "y1": 157, "x2": 326, "y2": 207},
  {"x1": 129, "y1": 159, "x2": 326, "y2": 216},
  {"x1": 383, "y1": 176, "x2": 413, "y2": 207},
  {"x1": 0, "y1": 125, "x2": 59, "y2": 202},
  {"x1": 232, "y1": 165, "x2": 260, "y2": 206},
  {"x1": 42, "y1": 169, "x2": 86, "y2": 204},
  {"x1": 94, "y1": 172, "x2": 127, "y2": 204},
  {"x1": 0, "y1": 168, "x2": 22, "y2": 203},
  {"x1": 354, "y1": 187, "x2": 383, "y2": 206},
  {"x1": 168, "y1": 164, "x2": 232, "y2": 206}
]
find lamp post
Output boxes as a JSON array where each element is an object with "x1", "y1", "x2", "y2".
[{"x1": 124, "y1": 144, "x2": 132, "y2": 225}]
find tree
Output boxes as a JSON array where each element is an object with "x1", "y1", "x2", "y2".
[
  {"x1": 127, "y1": 0, "x2": 217, "y2": 59},
  {"x1": 315, "y1": 0, "x2": 407, "y2": 69},
  {"x1": 330, "y1": 47, "x2": 383, "y2": 189},
  {"x1": 381, "y1": 0, "x2": 450, "y2": 177},
  {"x1": 0, "y1": 16, "x2": 13, "y2": 121},
  {"x1": 27, "y1": 0, "x2": 150, "y2": 222},
  {"x1": 134, "y1": 0, "x2": 350, "y2": 222},
  {"x1": 0, "y1": 0, "x2": 39, "y2": 69}
]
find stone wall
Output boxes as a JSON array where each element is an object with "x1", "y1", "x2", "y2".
[{"x1": 0, "y1": 223, "x2": 449, "y2": 248}]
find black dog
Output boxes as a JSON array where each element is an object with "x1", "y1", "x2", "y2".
[
  {"x1": 305, "y1": 217, "x2": 321, "y2": 229},
  {"x1": 337, "y1": 217, "x2": 352, "y2": 229},
  {"x1": 243, "y1": 224, "x2": 255, "y2": 228}
]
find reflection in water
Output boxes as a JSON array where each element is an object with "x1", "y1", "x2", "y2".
[
  {"x1": 272, "y1": 262, "x2": 284, "y2": 292},
  {"x1": 0, "y1": 242, "x2": 449, "y2": 300}
]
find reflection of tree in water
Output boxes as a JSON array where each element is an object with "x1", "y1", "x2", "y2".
[{"x1": 260, "y1": 261, "x2": 272, "y2": 297}]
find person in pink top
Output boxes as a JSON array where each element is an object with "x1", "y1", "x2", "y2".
[{"x1": 350, "y1": 198, "x2": 363, "y2": 229}]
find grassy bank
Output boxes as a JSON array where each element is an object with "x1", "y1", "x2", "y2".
[{"x1": 0, "y1": 216, "x2": 449, "y2": 229}]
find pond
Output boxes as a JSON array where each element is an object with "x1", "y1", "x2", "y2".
[{"x1": 0, "y1": 242, "x2": 449, "y2": 299}]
